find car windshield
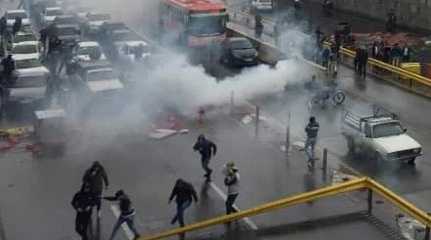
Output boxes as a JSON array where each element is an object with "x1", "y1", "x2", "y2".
[
  {"x1": 373, "y1": 122, "x2": 404, "y2": 138},
  {"x1": 87, "y1": 70, "x2": 115, "y2": 81},
  {"x1": 57, "y1": 27, "x2": 78, "y2": 36},
  {"x1": 12, "y1": 44, "x2": 38, "y2": 54},
  {"x1": 188, "y1": 14, "x2": 227, "y2": 36},
  {"x1": 55, "y1": 17, "x2": 78, "y2": 25},
  {"x1": 14, "y1": 34, "x2": 37, "y2": 43},
  {"x1": 88, "y1": 14, "x2": 110, "y2": 21},
  {"x1": 15, "y1": 58, "x2": 42, "y2": 69},
  {"x1": 230, "y1": 39, "x2": 253, "y2": 49},
  {"x1": 78, "y1": 45, "x2": 102, "y2": 56},
  {"x1": 111, "y1": 31, "x2": 140, "y2": 41},
  {"x1": 7, "y1": 12, "x2": 27, "y2": 19},
  {"x1": 14, "y1": 75, "x2": 46, "y2": 88},
  {"x1": 46, "y1": 9, "x2": 63, "y2": 16}
]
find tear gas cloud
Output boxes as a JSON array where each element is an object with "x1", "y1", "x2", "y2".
[{"x1": 70, "y1": 0, "x2": 317, "y2": 121}]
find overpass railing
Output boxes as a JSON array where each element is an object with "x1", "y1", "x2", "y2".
[
  {"x1": 139, "y1": 177, "x2": 431, "y2": 240},
  {"x1": 227, "y1": 9, "x2": 431, "y2": 97}
]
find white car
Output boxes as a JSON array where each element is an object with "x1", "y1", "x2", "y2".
[
  {"x1": 343, "y1": 111, "x2": 422, "y2": 165},
  {"x1": 73, "y1": 41, "x2": 107, "y2": 62},
  {"x1": 6, "y1": 55, "x2": 50, "y2": 105},
  {"x1": 41, "y1": 7, "x2": 64, "y2": 27},
  {"x1": 13, "y1": 31, "x2": 38, "y2": 44},
  {"x1": 83, "y1": 13, "x2": 111, "y2": 35},
  {"x1": 5, "y1": 9, "x2": 31, "y2": 30},
  {"x1": 251, "y1": 0, "x2": 274, "y2": 11},
  {"x1": 115, "y1": 40, "x2": 151, "y2": 62},
  {"x1": 11, "y1": 42, "x2": 40, "y2": 59},
  {"x1": 84, "y1": 68, "x2": 124, "y2": 93}
]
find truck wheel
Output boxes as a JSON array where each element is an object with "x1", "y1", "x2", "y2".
[{"x1": 407, "y1": 158, "x2": 416, "y2": 165}]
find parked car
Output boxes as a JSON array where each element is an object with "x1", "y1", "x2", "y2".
[
  {"x1": 220, "y1": 37, "x2": 258, "y2": 67},
  {"x1": 40, "y1": 7, "x2": 64, "y2": 27},
  {"x1": 54, "y1": 24, "x2": 81, "y2": 46},
  {"x1": 73, "y1": 41, "x2": 107, "y2": 62},
  {"x1": 13, "y1": 31, "x2": 38, "y2": 44},
  {"x1": 251, "y1": 0, "x2": 274, "y2": 11},
  {"x1": 82, "y1": 12, "x2": 111, "y2": 36},
  {"x1": 72, "y1": 61, "x2": 124, "y2": 95},
  {"x1": 11, "y1": 41, "x2": 41, "y2": 59},
  {"x1": 0, "y1": 55, "x2": 50, "y2": 112},
  {"x1": 110, "y1": 29, "x2": 151, "y2": 62},
  {"x1": 4, "y1": 9, "x2": 30, "y2": 27},
  {"x1": 343, "y1": 110, "x2": 422, "y2": 165}
]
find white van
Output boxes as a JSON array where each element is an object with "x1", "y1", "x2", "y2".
[{"x1": 251, "y1": 0, "x2": 274, "y2": 11}]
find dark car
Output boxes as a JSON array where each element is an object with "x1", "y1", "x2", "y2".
[{"x1": 221, "y1": 37, "x2": 258, "y2": 67}]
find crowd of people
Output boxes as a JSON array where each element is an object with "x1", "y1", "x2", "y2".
[{"x1": 71, "y1": 134, "x2": 241, "y2": 240}]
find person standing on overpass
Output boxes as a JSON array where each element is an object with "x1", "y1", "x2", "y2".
[
  {"x1": 169, "y1": 179, "x2": 198, "y2": 227},
  {"x1": 193, "y1": 134, "x2": 217, "y2": 181},
  {"x1": 223, "y1": 162, "x2": 240, "y2": 215},
  {"x1": 304, "y1": 117, "x2": 319, "y2": 167},
  {"x1": 255, "y1": 14, "x2": 263, "y2": 38}
]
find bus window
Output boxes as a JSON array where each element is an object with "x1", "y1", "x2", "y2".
[{"x1": 188, "y1": 14, "x2": 227, "y2": 36}]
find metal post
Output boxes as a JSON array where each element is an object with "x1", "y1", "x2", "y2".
[
  {"x1": 255, "y1": 106, "x2": 260, "y2": 138},
  {"x1": 367, "y1": 189, "x2": 373, "y2": 214},
  {"x1": 322, "y1": 148, "x2": 328, "y2": 173},
  {"x1": 425, "y1": 213, "x2": 430, "y2": 240},
  {"x1": 285, "y1": 114, "x2": 290, "y2": 160},
  {"x1": 230, "y1": 91, "x2": 235, "y2": 116}
]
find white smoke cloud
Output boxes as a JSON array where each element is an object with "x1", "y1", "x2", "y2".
[{"x1": 133, "y1": 53, "x2": 305, "y2": 115}]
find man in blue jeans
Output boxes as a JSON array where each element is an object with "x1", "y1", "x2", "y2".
[
  {"x1": 169, "y1": 179, "x2": 198, "y2": 227},
  {"x1": 104, "y1": 190, "x2": 140, "y2": 240}
]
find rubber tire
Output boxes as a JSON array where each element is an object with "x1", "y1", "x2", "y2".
[{"x1": 407, "y1": 158, "x2": 416, "y2": 166}]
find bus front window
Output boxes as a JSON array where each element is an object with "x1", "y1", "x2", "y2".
[{"x1": 188, "y1": 14, "x2": 227, "y2": 36}]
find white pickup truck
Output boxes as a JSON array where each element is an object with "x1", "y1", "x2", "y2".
[{"x1": 343, "y1": 110, "x2": 422, "y2": 165}]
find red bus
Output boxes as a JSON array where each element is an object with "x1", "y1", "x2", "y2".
[{"x1": 159, "y1": 0, "x2": 228, "y2": 48}]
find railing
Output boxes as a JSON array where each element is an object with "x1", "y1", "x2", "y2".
[
  {"x1": 227, "y1": 8, "x2": 431, "y2": 97},
  {"x1": 139, "y1": 177, "x2": 431, "y2": 240},
  {"x1": 336, "y1": 46, "x2": 431, "y2": 97}
]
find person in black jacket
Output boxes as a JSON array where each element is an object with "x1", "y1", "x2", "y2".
[
  {"x1": 169, "y1": 179, "x2": 198, "y2": 227},
  {"x1": 12, "y1": 17, "x2": 22, "y2": 35},
  {"x1": 71, "y1": 184, "x2": 96, "y2": 240},
  {"x1": 83, "y1": 161, "x2": 109, "y2": 217},
  {"x1": 304, "y1": 117, "x2": 319, "y2": 166},
  {"x1": 193, "y1": 134, "x2": 217, "y2": 181},
  {"x1": 1, "y1": 55, "x2": 15, "y2": 83},
  {"x1": 104, "y1": 190, "x2": 140, "y2": 240}
]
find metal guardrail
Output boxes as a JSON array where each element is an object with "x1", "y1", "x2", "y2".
[
  {"x1": 337, "y1": 46, "x2": 431, "y2": 87},
  {"x1": 139, "y1": 178, "x2": 431, "y2": 240}
]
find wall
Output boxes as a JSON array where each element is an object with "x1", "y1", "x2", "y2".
[{"x1": 307, "y1": 0, "x2": 431, "y2": 33}]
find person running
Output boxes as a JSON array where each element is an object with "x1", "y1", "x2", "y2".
[
  {"x1": 82, "y1": 161, "x2": 109, "y2": 217},
  {"x1": 304, "y1": 117, "x2": 319, "y2": 167},
  {"x1": 193, "y1": 134, "x2": 217, "y2": 181},
  {"x1": 223, "y1": 162, "x2": 240, "y2": 215},
  {"x1": 71, "y1": 184, "x2": 96, "y2": 240},
  {"x1": 104, "y1": 190, "x2": 140, "y2": 240},
  {"x1": 169, "y1": 179, "x2": 198, "y2": 227}
]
